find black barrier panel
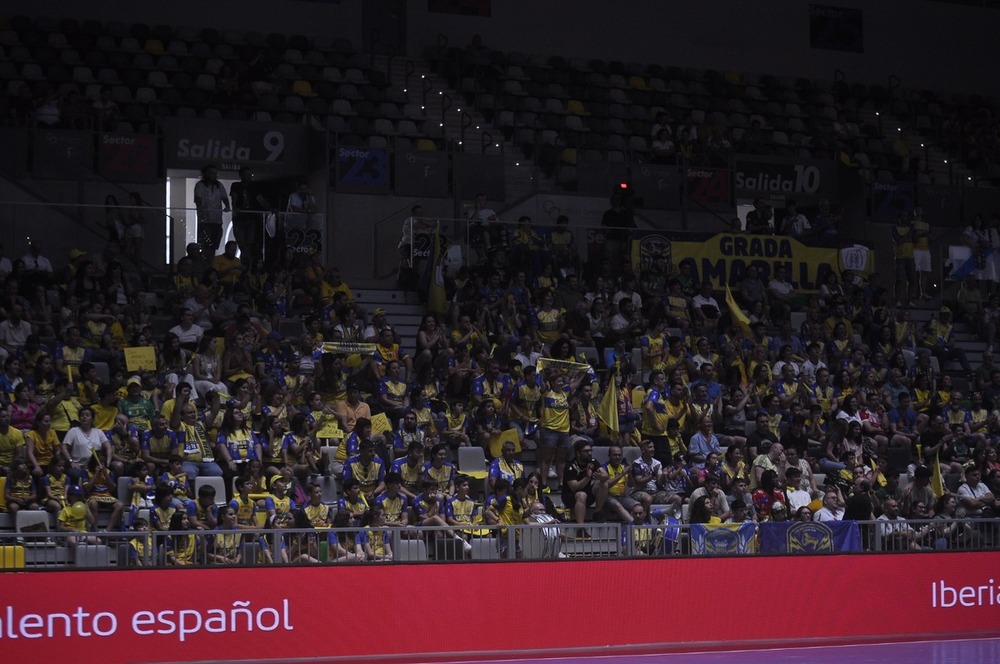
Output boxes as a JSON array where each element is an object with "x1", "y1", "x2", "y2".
[
  {"x1": 98, "y1": 133, "x2": 158, "y2": 182},
  {"x1": 163, "y1": 119, "x2": 308, "y2": 175},
  {"x1": 734, "y1": 155, "x2": 839, "y2": 201},
  {"x1": 630, "y1": 164, "x2": 681, "y2": 210},
  {"x1": 916, "y1": 183, "x2": 963, "y2": 227},
  {"x1": 685, "y1": 165, "x2": 734, "y2": 212},
  {"x1": 32, "y1": 129, "x2": 94, "y2": 178},
  {"x1": 395, "y1": 150, "x2": 449, "y2": 197},
  {"x1": 963, "y1": 186, "x2": 1000, "y2": 222},
  {"x1": 577, "y1": 159, "x2": 628, "y2": 196},
  {"x1": 334, "y1": 146, "x2": 390, "y2": 194},
  {"x1": 0, "y1": 129, "x2": 28, "y2": 177},
  {"x1": 872, "y1": 181, "x2": 914, "y2": 221},
  {"x1": 454, "y1": 153, "x2": 505, "y2": 201}
]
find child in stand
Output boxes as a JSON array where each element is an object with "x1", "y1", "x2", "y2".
[
  {"x1": 441, "y1": 401, "x2": 471, "y2": 449},
  {"x1": 5, "y1": 459, "x2": 39, "y2": 519},
  {"x1": 58, "y1": 485, "x2": 95, "y2": 562},
  {"x1": 128, "y1": 517, "x2": 153, "y2": 567},
  {"x1": 354, "y1": 505, "x2": 393, "y2": 561},
  {"x1": 41, "y1": 457, "x2": 69, "y2": 515},
  {"x1": 166, "y1": 511, "x2": 197, "y2": 566},
  {"x1": 85, "y1": 463, "x2": 124, "y2": 531},
  {"x1": 159, "y1": 454, "x2": 194, "y2": 510}
]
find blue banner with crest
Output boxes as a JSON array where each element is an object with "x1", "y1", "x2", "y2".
[
  {"x1": 758, "y1": 520, "x2": 862, "y2": 554},
  {"x1": 690, "y1": 523, "x2": 757, "y2": 555}
]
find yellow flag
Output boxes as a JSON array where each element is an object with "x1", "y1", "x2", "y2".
[
  {"x1": 725, "y1": 284, "x2": 752, "y2": 337},
  {"x1": 931, "y1": 452, "x2": 945, "y2": 499},
  {"x1": 428, "y1": 224, "x2": 448, "y2": 314},
  {"x1": 597, "y1": 372, "x2": 619, "y2": 434}
]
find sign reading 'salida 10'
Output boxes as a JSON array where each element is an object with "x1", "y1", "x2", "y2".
[
  {"x1": 733, "y1": 155, "x2": 840, "y2": 200},
  {"x1": 163, "y1": 119, "x2": 310, "y2": 175}
]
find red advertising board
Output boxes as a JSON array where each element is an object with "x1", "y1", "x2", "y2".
[{"x1": 2, "y1": 553, "x2": 999, "y2": 662}]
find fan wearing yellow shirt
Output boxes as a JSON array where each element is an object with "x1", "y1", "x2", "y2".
[
  {"x1": 640, "y1": 320, "x2": 667, "y2": 372},
  {"x1": 374, "y1": 328, "x2": 413, "y2": 379},
  {"x1": 538, "y1": 371, "x2": 585, "y2": 489},
  {"x1": 445, "y1": 475, "x2": 481, "y2": 532},
  {"x1": 533, "y1": 290, "x2": 564, "y2": 345},
  {"x1": 0, "y1": 405, "x2": 26, "y2": 474},
  {"x1": 58, "y1": 485, "x2": 95, "y2": 562},
  {"x1": 892, "y1": 211, "x2": 916, "y2": 307},
  {"x1": 602, "y1": 445, "x2": 637, "y2": 521},
  {"x1": 484, "y1": 477, "x2": 526, "y2": 558},
  {"x1": 375, "y1": 472, "x2": 410, "y2": 527}
]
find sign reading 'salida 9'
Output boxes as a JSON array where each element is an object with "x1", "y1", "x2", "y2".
[
  {"x1": 632, "y1": 232, "x2": 840, "y2": 292},
  {"x1": 163, "y1": 119, "x2": 309, "y2": 174}
]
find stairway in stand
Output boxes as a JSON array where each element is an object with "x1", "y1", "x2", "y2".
[
  {"x1": 352, "y1": 285, "x2": 426, "y2": 357},
  {"x1": 908, "y1": 297, "x2": 984, "y2": 392}
]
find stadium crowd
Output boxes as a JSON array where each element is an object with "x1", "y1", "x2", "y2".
[{"x1": 0, "y1": 185, "x2": 999, "y2": 564}]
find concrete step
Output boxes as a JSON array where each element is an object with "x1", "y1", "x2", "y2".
[{"x1": 353, "y1": 288, "x2": 422, "y2": 305}]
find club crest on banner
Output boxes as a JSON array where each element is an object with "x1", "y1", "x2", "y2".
[{"x1": 787, "y1": 522, "x2": 835, "y2": 554}]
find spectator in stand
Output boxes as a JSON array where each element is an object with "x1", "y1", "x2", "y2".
[
  {"x1": 892, "y1": 211, "x2": 916, "y2": 308},
  {"x1": 601, "y1": 193, "x2": 635, "y2": 264},
  {"x1": 813, "y1": 486, "x2": 846, "y2": 522},
  {"x1": 780, "y1": 200, "x2": 811, "y2": 238},
  {"x1": 92, "y1": 87, "x2": 119, "y2": 131},
  {"x1": 650, "y1": 111, "x2": 673, "y2": 139},
  {"x1": 911, "y1": 207, "x2": 932, "y2": 300},
  {"x1": 229, "y1": 167, "x2": 274, "y2": 265},
  {"x1": 812, "y1": 198, "x2": 841, "y2": 240},
  {"x1": 737, "y1": 265, "x2": 769, "y2": 313},
  {"x1": 193, "y1": 164, "x2": 231, "y2": 258},
  {"x1": 920, "y1": 307, "x2": 972, "y2": 378},
  {"x1": 287, "y1": 180, "x2": 317, "y2": 215},
  {"x1": 169, "y1": 309, "x2": 205, "y2": 352},
  {"x1": 216, "y1": 64, "x2": 243, "y2": 106},
  {"x1": 399, "y1": 204, "x2": 431, "y2": 278},
  {"x1": 745, "y1": 199, "x2": 774, "y2": 234},
  {"x1": 957, "y1": 468, "x2": 996, "y2": 519},
  {"x1": 650, "y1": 128, "x2": 676, "y2": 164},
  {"x1": 0, "y1": 303, "x2": 33, "y2": 361},
  {"x1": 21, "y1": 241, "x2": 53, "y2": 285}
]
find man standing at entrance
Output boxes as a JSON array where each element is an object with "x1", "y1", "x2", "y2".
[
  {"x1": 194, "y1": 164, "x2": 230, "y2": 257},
  {"x1": 230, "y1": 167, "x2": 273, "y2": 264}
]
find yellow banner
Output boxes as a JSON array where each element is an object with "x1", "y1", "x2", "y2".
[
  {"x1": 124, "y1": 346, "x2": 158, "y2": 372},
  {"x1": 535, "y1": 357, "x2": 595, "y2": 380},
  {"x1": 631, "y1": 232, "x2": 843, "y2": 293},
  {"x1": 321, "y1": 342, "x2": 378, "y2": 355}
]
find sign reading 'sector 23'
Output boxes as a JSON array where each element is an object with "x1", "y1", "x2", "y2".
[{"x1": 163, "y1": 119, "x2": 308, "y2": 174}]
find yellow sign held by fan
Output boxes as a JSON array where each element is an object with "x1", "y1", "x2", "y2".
[
  {"x1": 370, "y1": 413, "x2": 392, "y2": 436},
  {"x1": 124, "y1": 346, "x2": 157, "y2": 372},
  {"x1": 488, "y1": 428, "x2": 521, "y2": 458}
]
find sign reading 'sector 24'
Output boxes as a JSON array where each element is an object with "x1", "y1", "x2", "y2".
[
  {"x1": 733, "y1": 155, "x2": 839, "y2": 199},
  {"x1": 163, "y1": 119, "x2": 308, "y2": 174}
]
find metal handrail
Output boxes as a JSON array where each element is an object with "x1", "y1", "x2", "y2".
[{"x1": 4, "y1": 517, "x2": 995, "y2": 570}]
